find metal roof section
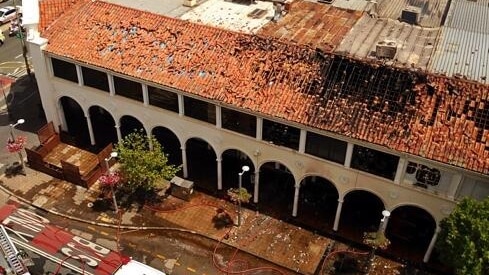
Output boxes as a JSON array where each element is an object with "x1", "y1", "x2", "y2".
[
  {"x1": 105, "y1": 0, "x2": 191, "y2": 17},
  {"x1": 179, "y1": 0, "x2": 275, "y2": 34},
  {"x1": 374, "y1": 0, "x2": 450, "y2": 27},
  {"x1": 428, "y1": 27, "x2": 489, "y2": 84},
  {"x1": 331, "y1": 0, "x2": 370, "y2": 11},
  {"x1": 443, "y1": 0, "x2": 489, "y2": 34},
  {"x1": 335, "y1": 14, "x2": 439, "y2": 69}
]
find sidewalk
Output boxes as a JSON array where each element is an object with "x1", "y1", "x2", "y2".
[{"x1": 0, "y1": 166, "x2": 406, "y2": 275}]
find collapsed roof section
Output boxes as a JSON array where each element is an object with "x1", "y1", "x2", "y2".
[{"x1": 40, "y1": 0, "x2": 489, "y2": 174}]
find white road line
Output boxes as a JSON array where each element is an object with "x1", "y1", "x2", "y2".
[{"x1": 15, "y1": 54, "x2": 23, "y2": 59}]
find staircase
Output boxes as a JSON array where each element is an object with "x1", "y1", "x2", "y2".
[{"x1": 0, "y1": 225, "x2": 30, "y2": 275}]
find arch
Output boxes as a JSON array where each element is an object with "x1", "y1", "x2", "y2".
[
  {"x1": 59, "y1": 96, "x2": 90, "y2": 146},
  {"x1": 120, "y1": 115, "x2": 146, "y2": 138},
  {"x1": 185, "y1": 137, "x2": 217, "y2": 193},
  {"x1": 221, "y1": 148, "x2": 255, "y2": 193},
  {"x1": 339, "y1": 189, "x2": 385, "y2": 242},
  {"x1": 151, "y1": 126, "x2": 182, "y2": 167},
  {"x1": 295, "y1": 175, "x2": 339, "y2": 233},
  {"x1": 386, "y1": 204, "x2": 437, "y2": 263},
  {"x1": 89, "y1": 105, "x2": 117, "y2": 148},
  {"x1": 256, "y1": 161, "x2": 295, "y2": 221}
]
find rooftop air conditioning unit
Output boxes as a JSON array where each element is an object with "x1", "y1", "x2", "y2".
[
  {"x1": 376, "y1": 40, "x2": 397, "y2": 59},
  {"x1": 401, "y1": 6, "x2": 421, "y2": 24}
]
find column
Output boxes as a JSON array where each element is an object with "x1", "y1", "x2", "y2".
[
  {"x1": 423, "y1": 226, "x2": 441, "y2": 263},
  {"x1": 181, "y1": 146, "x2": 188, "y2": 178},
  {"x1": 253, "y1": 170, "x2": 260, "y2": 203},
  {"x1": 333, "y1": 198, "x2": 344, "y2": 231},
  {"x1": 108, "y1": 74, "x2": 115, "y2": 96},
  {"x1": 147, "y1": 129, "x2": 153, "y2": 150},
  {"x1": 447, "y1": 174, "x2": 463, "y2": 200},
  {"x1": 256, "y1": 117, "x2": 263, "y2": 140},
  {"x1": 76, "y1": 65, "x2": 84, "y2": 86},
  {"x1": 85, "y1": 115, "x2": 96, "y2": 145},
  {"x1": 142, "y1": 84, "x2": 149, "y2": 106},
  {"x1": 292, "y1": 182, "x2": 301, "y2": 217},
  {"x1": 216, "y1": 105, "x2": 222, "y2": 129},
  {"x1": 394, "y1": 157, "x2": 407, "y2": 184},
  {"x1": 217, "y1": 157, "x2": 222, "y2": 190},
  {"x1": 178, "y1": 94, "x2": 184, "y2": 117},
  {"x1": 115, "y1": 123, "x2": 122, "y2": 142},
  {"x1": 344, "y1": 143, "x2": 354, "y2": 168},
  {"x1": 56, "y1": 103, "x2": 68, "y2": 132},
  {"x1": 298, "y1": 129, "x2": 306, "y2": 153}
]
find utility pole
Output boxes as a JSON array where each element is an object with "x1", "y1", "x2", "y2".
[{"x1": 12, "y1": 0, "x2": 31, "y2": 76}]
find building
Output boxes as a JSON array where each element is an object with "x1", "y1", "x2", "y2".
[{"x1": 24, "y1": 0, "x2": 489, "y2": 265}]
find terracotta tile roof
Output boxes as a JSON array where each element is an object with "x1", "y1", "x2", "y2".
[
  {"x1": 39, "y1": 0, "x2": 89, "y2": 33},
  {"x1": 258, "y1": 1, "x2": 362, "y2": 52},
  {"x1": 42, "y1": 1, "x2": 489, "y2": 175}
]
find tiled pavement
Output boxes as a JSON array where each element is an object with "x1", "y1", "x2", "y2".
[{"x1": 0, "y1": 166, "x2": 405, "y2": 275}]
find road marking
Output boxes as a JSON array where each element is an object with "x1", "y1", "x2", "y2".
[
  {"x1": 187, "y1": 267, "x2": 196, "y2": 273},
  {"x1": 100, "y1": 231, "x2": 109, "y2": 236},
  {"x1": 174, "y1": 262, "x2": 181, "y2": 266},
  {"x1": 15, "y1": 54, "x2": 23, "y2": 59},
  {"x1": 87, "y1": 226, "x2": 96, "y2": 231},
  {"x1": 156, "y1": 254, "x2": 166, "y2": 260}
]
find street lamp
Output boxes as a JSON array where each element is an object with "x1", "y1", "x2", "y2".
[
  {"x1": 237, "y1": 165, "x2": 250, "y2": 227},
  {"x1": 104, "y1": 151, "x2": 119, "y2": 213},
  {"x1": 9, "y1": 118, "x2": 25, "y2": 172},
  {"x1": 379, "y1": 210, "x2": 391, "y2": 233}
]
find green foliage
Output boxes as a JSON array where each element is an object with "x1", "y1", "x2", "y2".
[
  {"x1": 363, "y1": 231, "x2": 390, "y2": 250},
  {"x1": 227, "y1": 187, "x2": 252, "y2": 204},
  {"x1": 436, "y1": 197, "x2": 489, "y2": 275},
  {"x1": 115, "y1": 130, "x2": 180, "y2": 192}
]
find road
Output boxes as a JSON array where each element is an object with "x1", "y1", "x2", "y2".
[{"x1": 0, "y1": 0, "x2": 31, "y2": 78}]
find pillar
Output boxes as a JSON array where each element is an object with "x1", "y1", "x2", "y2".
[
  {"x1": 85, "y1": 115, "x2": 95, "y2": 146},
  {"x1": 253, "y1": 170, "x2": 260, "y2": 203},
  {"x1": 216, "y1": 105, "x2": 222, "y2": 128},
  {"x1": 256, "y1": 117, "x2": 263, "y2": 140},
  {"x1": 423, "y1": 226, "x2": 441, "y2": 263},
  {"x1": 292, "y1": 182, "x2": 301, "y2": 217},
  {"x1": 108, "y1": 74, "x2": 115, "y2": 96},
  {"x1": 298, "y1": 129, "x2": 306, "y2": 153},
  {"x1": 181, "y1": 146, "x2": 188, "y2": 178},
  {"x1": 115, "y1": 123, "x2": 122, "y2": 142},
  {"x1": 56, "y1": 103, "x2": 67, "y2": 132},
  {"x1": 394, "y1": 157, "x2": 407, "y2": 184},
  {"x1": 333, "y1": 199, "x2": 344, "y2": 231},
  {"x1": 344, "y1": 143, "x2": 354, "y2": 168},
  {"x1": 178, "y1": 94, "x2": 184, "y2": 117},
  {"x1": 217, "y1": 157, "x2": 222, "y2": 190},
  {"x1": 76, "y1": 65, "x2": 84, "y2": 86},
  {"x1": 142, "y1": 84, "x2": 149, "y2": 106}
]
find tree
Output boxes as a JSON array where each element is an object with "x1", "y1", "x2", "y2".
[
  {"x1": 115, "y1": 130, "x2": 180, "y2": 193},
  {"x1": 436, "y1": 197, "x2": 489, "y2": 275}
]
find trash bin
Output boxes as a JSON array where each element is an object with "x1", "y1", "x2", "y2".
[{"x1": 170, "y1": 176, "x2": 194, "y2": 201}]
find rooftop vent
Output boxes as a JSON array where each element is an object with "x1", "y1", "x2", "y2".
[
  {"x1": 376, "y1": 40, "x2": 397, "y2": 59},
  {"x1": 401, "y1": 6, "x2": 421, "y2": 24}
]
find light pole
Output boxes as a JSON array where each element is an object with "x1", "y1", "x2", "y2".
[
  {"x1": 379, "y1": 210, "x2": 391, "y2": 233},
  {"x1": 237, "y1": 165, "x2": 250, "y2": 227},
  {"x1": 104, "y1": 152, "x2": 119, "y2": 213},
  {"x1": 9, "y1": 118, "x2": 25, "y2": 172}
]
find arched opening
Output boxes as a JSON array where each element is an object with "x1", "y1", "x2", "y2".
[
  {"x1": 221, "y1": 149, "x2": 254, "y2": 197},
  {"x1": 60, "y1": 96, "x2": 90, "y2": 147},
  {"x1": 296, "y1": 176, "x2": 339, "y2": 233},
  {"x1": 89, "y1": 105, "x2": 117, "y2": 149},
  {"x1": 186, "y1": 138, "x2": 217, "y2": 194},
  {"x1": 120, "y1": 115, "x2": 145, "y2": 138},
  {"x1": 386, "y1": 205, "x2": 436, "y2": 262},
  {"x1": 257, "y1": 162, "x2": 295, "y2": 221},
  {"x1": 152, "y1": 126, "x2": 182, "y2": 168},
  {"x1": 340, "y1": 190, "x2": 385, "y2": 242}
]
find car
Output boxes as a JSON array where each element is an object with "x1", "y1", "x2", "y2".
[{"x1": 0, "y1": 6, "x2": 22, "y2": 25}]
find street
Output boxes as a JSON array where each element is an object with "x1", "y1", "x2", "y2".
[{"x1": 0, "y1": 0, "x2": 31, "y2": 78}]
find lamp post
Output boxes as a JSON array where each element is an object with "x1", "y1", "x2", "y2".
[
  {"x1": 104, "y1": 152, "x2": 119, "y2": 213},
  {"x1": 9, "y1": 118, "x2": 25, "y2": 172},
  {"x1": 379, "y1": 210, "x2": 391, "y2": 233},
  {"x1": 237, "y1": 165, "x2": 250, "y2": 227}
]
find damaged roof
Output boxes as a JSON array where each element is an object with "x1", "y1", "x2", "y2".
[
  {"x1": 41, "y1": 0, "x2": 489, "y2": 175},
  {"x1": 257, "y1": 0, "x2": 362, "y2": 52}
]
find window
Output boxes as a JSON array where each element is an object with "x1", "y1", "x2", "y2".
[
  {"x1": 221, "y1": 107, "x2": 256, "y2": 137},
  {"x1": 113, "y1": 76, "x2": 143, "y2": 102},
  {"x1": 305, "y1": 132, "x2": 346, "y2": 164},
  {"x1": 148, "y1": 86, "x2": 178, "y2": 113},
  {"x1": 351, "y1": 145, "x2": 399, "y2": 180},
  {"x1": 184, "y1": 96, "x2": 216, "y2": 124},
  {"x1": 262, "y1": 119, "x2": 300, "y2": 150},
  {"x1": 81, "y1": 67, "x2": 109, "y2": 92},
  {"x1": 51, "y1": 58, "x2": 78, "y2": 83}
]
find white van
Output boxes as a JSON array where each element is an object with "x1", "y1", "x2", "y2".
[{"x1": 113, "y1": 260, "x2": 167, "y2": 275}]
